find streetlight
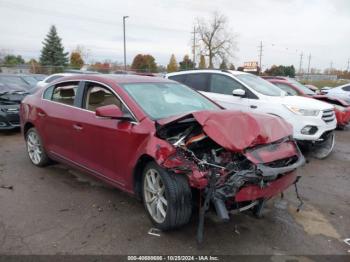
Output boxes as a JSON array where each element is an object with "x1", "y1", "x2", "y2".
[{"x1": 123, "y1": 16, "x2": 129, "y2": 71}]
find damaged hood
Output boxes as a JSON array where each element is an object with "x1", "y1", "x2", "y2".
[{"x1": 158, "y1": 110, "x2": 293, "y2": 152}]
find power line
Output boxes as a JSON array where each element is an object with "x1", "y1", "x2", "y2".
[
  {"x1": 258, "y1": 41, "x2": 263, "y2": 73},
  {"x1": 191, "y1": 27, "x2": 196, "y2": 69},
  {"x1": 307, "y1": 53, "x2": 311, "y2": 74},
  {"x1": 298, "y1": 52, "x2": 303, "y2": 74}
]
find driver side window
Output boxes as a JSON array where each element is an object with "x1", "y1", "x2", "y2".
[{"x1": 209, "y1": 74, "x2": 245, "y2": 95}]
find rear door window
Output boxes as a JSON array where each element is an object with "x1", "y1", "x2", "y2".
[
  {"x1": 183, "y1": 73, "x2": 209, "y2": 92},
  {"x1": 209, "y1": 74, "x2": 245, "y2": 95},
  {"x1": 342, "y1": 85, "x2": 350, "y2": 91},
  {"x1": 50, "y1": 82, "x2": 79, "y2": 106},
  {"x1": 168, "y1": 74, "x2": 187, "y2": 85}
]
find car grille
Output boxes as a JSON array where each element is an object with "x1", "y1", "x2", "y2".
[{"x1": 322, "y1": 109, "x2": 335, "y2": 123}]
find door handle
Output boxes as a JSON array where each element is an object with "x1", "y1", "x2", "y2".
[
  {"x1": 250, "y1": 105, "x2": 258, "y2": 109},
  {"x1": 38, "y1": 112, "x2": 46, "y2": 117},
  {"x1": 73, "y1": 124, "x2": 83, "y2": 131}
]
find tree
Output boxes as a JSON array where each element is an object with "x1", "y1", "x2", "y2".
[
  {"x1": 219, "y1": 59, "x2": 227, "y2": 70},
  {"x1": 196, "y1": 12, "x2": 237, "y2": 68},
  {"x1": 179, "y1": 55, "x2": 194, "y2": 70},
  {"x1": 3, "y1": 55, "x2": 25, "y2": 66},
  {"x1": 229, "y1": 63, "x2": 235, "y2": 70},
  {"x1": 90, "y1": 61, "x2": 111, "y2": 73},
  {"x1": 28, "y1": 58, "x2": 40, "y2": 73},
  {"x1": 131, "y1": 54, "x2": 158, "y2": 72},
  {"x1": 198, "y1": 55, "x2": 206, "y2": 69},
  {"x1": 167, "y1": 54, "x2": 178, "y2": 72},
  {"x1": 70, "y1": 51, "x2": 84, "y2": 69},
  {"x1": 40, "y1": 25, "x2": 68, "y2": 67},
  {"x1": 264, "y1": 65, "x2": 295, "y2": 77}
]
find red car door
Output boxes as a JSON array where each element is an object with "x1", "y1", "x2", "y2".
[
  {"x1": 39, "y1": 81, "x2": 81, "y2": 160},
  {"x1": 70, "y1": 81, "x2": 147, "y2": 186}
]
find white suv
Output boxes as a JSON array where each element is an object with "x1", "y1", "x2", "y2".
[{"x1": 166, "y1": 70, "x2": 337, "y2": 158}]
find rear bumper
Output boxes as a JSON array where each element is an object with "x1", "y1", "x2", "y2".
[{"x1": 235, "y1": 171, "x2": 298, "y2": 202}]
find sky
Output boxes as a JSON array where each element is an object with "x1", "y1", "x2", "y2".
[{"x1": 0, "y1": 0, "x2": 349, "y2": 70}]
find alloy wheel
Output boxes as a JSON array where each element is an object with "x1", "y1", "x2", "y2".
[
  {"x1": 27, "y1": 131, "x2": 43, "y2": 165},
  {"x1": 143, "y1": 168, "x2": 168, "y2": 223}
]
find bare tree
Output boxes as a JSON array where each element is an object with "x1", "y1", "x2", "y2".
[{"x1": 196, "y1": 12, "x2": 238, "y2": 68}]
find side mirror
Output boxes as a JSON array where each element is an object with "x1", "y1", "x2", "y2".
[
  {"x1": 95, "y1": 104, "x2": 133, "y2": 121},
  {"x1": 232, "y1": 89, "x2": 245, "y2": 97}
]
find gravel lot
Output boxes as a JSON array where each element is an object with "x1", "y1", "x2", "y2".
[{"x1": 0, "y1": 129, "x2": 349, "y2": 255}]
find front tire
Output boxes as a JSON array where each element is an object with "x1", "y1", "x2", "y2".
[
  {"x1": 142, "y1": 162, "x2": 192, "y2": 231},
  {"x1": 25, "y1": 127, "x2": 50, "y2": 167}
]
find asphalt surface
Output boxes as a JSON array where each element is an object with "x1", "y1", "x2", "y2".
[{"x1": 0, "y1": 129, "x2": 349, "y2": 255}]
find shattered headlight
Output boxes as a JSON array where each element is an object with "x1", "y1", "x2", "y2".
[{"x1": 284, "y1": 105, "x2": 320, "y2": 116}]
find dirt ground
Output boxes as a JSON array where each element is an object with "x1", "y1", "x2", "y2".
[{"x1": 0, "y1": 129, "x2": 349, "y2": 255}]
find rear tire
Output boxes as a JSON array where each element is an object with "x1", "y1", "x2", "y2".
[
  {"x1": 25, "y1": 127, "x2": 50, "y2": 167},
  {"x1": 142, "y1": 162, "x2": 192, "y2": 231}
]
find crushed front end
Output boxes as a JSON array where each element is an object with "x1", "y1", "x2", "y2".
[{"x1": 156, "y1": 110, "x2": 305, "y2": 243}]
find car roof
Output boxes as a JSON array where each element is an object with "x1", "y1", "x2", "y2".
[
  {"x1": 56, "y1": 74, "x2": 174, "y2": 84},
  {"x1": 166, "y1": 69, "x2": 249, "y2": 76}
]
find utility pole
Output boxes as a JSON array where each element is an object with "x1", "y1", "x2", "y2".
[
  {"x1": 330, "y1": 61, "x2": 333, "y2": 74},
  {"x1": 346, "y1": 58, "x2": 350, "y2": 72},
  {"x1": 299, "y1": 52, "x2": 303, "y2": 74},
  {"x1": 307, "y1": 53, "x2": 311, "y2": 75},
  {"x1": 123, "y1": 16, "x2": 129, "y2": 71},
  {"x1": 191, "y1": 27, "x2": 196, "y2": 69},
  {"x1": 258, "y1": 41, "x2": 263, "y2": 74}
]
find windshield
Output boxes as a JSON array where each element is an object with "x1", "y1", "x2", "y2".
[
  {"x1": 21, "y1": 76, "x2": 38, "y2": 86},
  {"x1": 0, "y1": 76, "x2": 28, "y2": 86},
  {"x1": 235, "y1": 74, "x2": 284, "y2": 96},
  {"x1": 287, "y1": 78, "x2": 316, "y2": 95},
  {"x1": 121, "y1": 82, "x2": 220, "y2": 120}
]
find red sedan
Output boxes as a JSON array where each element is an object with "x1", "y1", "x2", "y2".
[
  {"x1": 20, "y1": 75, "x2": 304, "y2": 241},
  {"x1": 263, "y1": 76, "x2": 350, "y2": 129}
]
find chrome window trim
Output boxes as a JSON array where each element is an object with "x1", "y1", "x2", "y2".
[{"x1": 41, "y1": 79, "x2": 139, "y2": 124}]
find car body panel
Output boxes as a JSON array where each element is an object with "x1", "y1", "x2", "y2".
[
  {"x1": 265, "y1": 77, "x2": 350, "y2": 128},
  {"x1": 20, "y1": 74, "x2": 305, "y2": 218},
  {"x1": 166, "y1": 71, "x2": 337, "y2": 141}
]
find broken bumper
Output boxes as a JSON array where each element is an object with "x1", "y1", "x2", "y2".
[{"x1": 235, "y1": 171, "x2": 298, "y2": 202}]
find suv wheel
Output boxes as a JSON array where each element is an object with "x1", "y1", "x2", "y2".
[{"x1": 142, "y1": 162, "x2": 192, "y2": 230}]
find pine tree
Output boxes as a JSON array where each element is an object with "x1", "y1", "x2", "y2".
[
  {"x1": 167, "y1": 54, "x2": 178, "y2": 72},
  {"x1": 40, "y1": 25, "x2": 68, "y2": 66},
  {"x1": 229, "y1": 63, "x2": 235, "y2": 70},
  {"x1": 198, "y1": 55, "x2": 206, "y2": 69},
  {"x1": 219, "y1": 59, "x2": 228, "y2": 70},
  {"x1": 179, "y1": 55, "x2": 194, "y2": 70}
]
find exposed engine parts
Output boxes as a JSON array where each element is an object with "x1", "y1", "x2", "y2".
[{"x1": 156, "y1": 115, "x2": 305, "y2": 243}]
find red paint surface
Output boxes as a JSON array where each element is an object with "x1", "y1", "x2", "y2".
[
  {"x1": 192, "y1": 110, "x2": 293, "y2": 152},
  {"x1": 20, "y1": 75, "x2": 299, "y2": 197},
  {"x1": 245, "y1": 141, "x2": 297, "y2": 164},
  {"x1": 235, "y1": 171, "x2": 298, "y2": 202}
]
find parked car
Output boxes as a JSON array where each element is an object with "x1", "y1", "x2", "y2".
[
  {"x1": 263, "y1": 76, "x2": 350, "y2": 129},
  {"x1": 304, "y1": 84, "x2": 318, "y2": 92},
  {"x1": 20, "y1": 74, "x2": 305, "y2": 241},
  {"x1": 166, "y1": 70, "x2": 337, "y2": 159},
  {"x1": 320, "y1": 86, "x2": 332, "y2": 95},
  {"x1": 36, "y1": 73, "x2": 74, "y2": 88},
  {"x1": 322, "y1": 83, "x2": 350, "y2": 103},
  {"x1": 20, "y1": 74, "x2": 42, "y2": 88},
  {"x1": 0, "y1": 79, "x2": 29, "y2": 130}
]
